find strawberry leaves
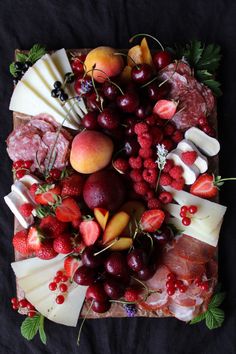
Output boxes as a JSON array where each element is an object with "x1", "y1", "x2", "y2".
[
  {"x1": 190, "y1": 290, "x2": 226, "y2": 329},
  {"x1": 21, "y1": 314, "x2": 47, "y2": 344}
]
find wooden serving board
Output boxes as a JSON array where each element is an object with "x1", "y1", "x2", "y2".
[{"x1": 13, "y1": 49, "x2": 218, "y2": 320}]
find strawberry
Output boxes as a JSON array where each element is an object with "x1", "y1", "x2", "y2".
[
  {"x1": 53, "y1": 234, "x2": 73, "y2": 254},
  {"x1": 124, "y1": 288, "x2": 141, "y2": 302},
  {"x1": 64, "y1": 255, "x2": 81, "y2": 278},
  {"x1": 61, "y1": 174, "x2": 84, "y2": 197},
  {"x1": 71, "y1": 217, "x2": 82, "y2": 230},
  {"x1": 55, "y1": 198, "x2": 81, "y2": 222},
  {"x1": 140, "y1": 209, "x2": 165, "y2": 232},
  {"x1": 27, "y1": 226, "x2": 43, "y2": 251},
  {"x1": 29, "y1": 183, "x2": 40, "y2": 200},
  {"x1": 12, "y1": 230, "x2": 30, "y2": 256},
  {"x1": 181, "y1": 151, "x2": 197, "y2": 166},
  {"x1": 190, "y1": 173, "x2": 218, "y2": 198},
  {"x1": 35, "y1": 184, "x2": 61, "y2": 205},
  {"x1": 153, "y1": 99, "x2": 178, "y2": 119},
  {"x1": 19, "y1": 203, "x2": 34, "y2": 217},
  {"x1": 79, "y1": 219, "x2": 100, "y2": 246},
  {"x1": 35, "y1": 240, "x2": 58, "y2": 260},
  {"x1": 39, "y1": 215, "x2": 68, "y2": 238}
]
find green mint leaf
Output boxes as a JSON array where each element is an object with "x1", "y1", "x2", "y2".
[
  {"x1": 188, "y1": 40, "x2": 204, "y2": 66},
  {"x1": 28, "y1": 44, "x2": 46, "y2": 64},
  {"x1": 39, "y1": 315, "x2": 47, "y2": 345},
  {"x1": 21, "y1": 314, "x2": 40, "y2": 341},
  {"x1": 9, "y1": 63, "x2": 17, "y2": 77},
  {"x1": 16, "y1": 52, "x2": 28, "y2": 62},
  {"x1": 190, "y1": 311, "x2": 206, "y2": 325},
  {"x1": 197, "y1": 43, "x2": 221, "y2": 72},
  {"x1": 205, "y1": 308, "x2": 225, "y2": 329},
  {"x1": 208, "y1": 292, "x2": 226, "y2": 309}
]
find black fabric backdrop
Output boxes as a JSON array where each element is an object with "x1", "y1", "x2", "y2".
[{"x1": 0, "y1": 1, "x2": 236, "y2": 353}]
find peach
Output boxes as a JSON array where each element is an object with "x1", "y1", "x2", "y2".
[
  {"x1": 84, "y1": 46, "x2": 124, "y2": 83},
  {"x1": 70, "y1": 130, "x2": 114, "y2": 174},
  {"x1": 120, "y1": 200, "x2": 146, "y2": 236},
  {"x1": 110, "y1": 237, "x2": 133, "y2": 251},
  {"x1": 127, "y1": 45, "x2": 143, "y2": 67},
  {"x1": 140, "y1": 38, "x2": 154, "y2": 68},
  {"x1": 94, "y1": 208, "x2": 109, "y2": 230},
  {"x1": 103, "y1": 211, "x2": 130, "y2": 244}
]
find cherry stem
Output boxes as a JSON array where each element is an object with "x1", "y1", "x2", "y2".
[
  {"x1": 77, "y1": 300, "x2": 94, "y2": 346},
  {"x1": 129, "y1": 33, "x2": 165, "y2": 51},
  {"x1": 114, "y1": 52, "x2": 139, "y2": 69},
  {"x1": 91, "y1": 65, "x2": 102, "y2": 112},
  {"x1": 93, "y1": 238, "x2": 119, "y2": 256}
]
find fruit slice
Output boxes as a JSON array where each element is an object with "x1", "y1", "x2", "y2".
[
  {"x1": 109, "y1": 237, "x2": 133, "y2": 251},
  {"x1": 120, "y1": 200, "x2": 145, "y2": 237},
  {"x1": 94, "y1": 208, "x2": 109, "y2": 230},
  {"x1": 35, "y1": 184, "x2": 61, "y2": 205},
  {"x1": 102, "y1": 211, "x2": 130, "y2": 244},
  {"x1": 55, "y1": 198, "x2": 81, "y2": 222},
  {"x1": 27, "y1": 226, "x2": 43, "y2": 251},
  {"x1": 64, "y1": 255, "x2": 81, "y2": 278},
  {"x1": 79, "y1": 219, "x2": 101, "y2": 246},
  {"x1": 120, "y1": 65, "x2": 132, "y2": 83},
  {"x1": 140, "y1": 209, "x2": 165, "y2": 232},
  {"x1": 127, "y1": 45, "x2": 143, "y2": 67},
  {"x1": 153, "y1": 99, "x2": 177, "y2": 119},
  {"x1": 190, "y1": 173, "x2": 218, "y2": 198},
  {"x1": 140, "y1": 37, "x2": 154, "y2": 68}
]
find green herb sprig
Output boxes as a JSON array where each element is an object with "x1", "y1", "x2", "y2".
[{"x1": 21, "y1": 313, "x2": 47, "y2": 345}]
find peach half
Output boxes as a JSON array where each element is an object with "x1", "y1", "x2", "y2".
[
  {"x1": 70, "y1": 130, "x2": 114, "y2": 174},
  {"x1": 84, "y1": 46, "x2": 124, "y2": 83}
]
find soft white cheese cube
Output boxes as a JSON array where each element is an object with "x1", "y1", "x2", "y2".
[{"x1": 185, "y1": 127, "x2": 220, "y2": 156}]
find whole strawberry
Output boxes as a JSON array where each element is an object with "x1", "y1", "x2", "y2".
[
  {"x1": 61, "y1": 174, "x2": 84, "y2": 197},
  {"x1": 35, "y1": 241, "x2": 57, "y2": 260},
  {"x1": 12, "y1": 230, "x2": 30, "y2": 256},
  {"x1": 53, "y1": 234, "x2": 73, "y2": 254},
  {"x1": 39, "y1": 215, "x2": 68, "y2": 238}
]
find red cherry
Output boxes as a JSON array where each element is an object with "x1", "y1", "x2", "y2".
[
  {"x1": 71, "y1": 56, "x2": 85, "y2": 76},
  {"x1": 82, "y1": 112, "x2": 99, "y2": 130},
  {"x1": 102, "y1": 81, "x2": 119, "y2": 100},
  {"x1": 15, "y1": 169, "x2": 26, "y2": 179},
  {"x1": 56, "y1": 295, "x2": 65, "y2": 304},
  {"x1": 86, "y1": 92, "x2": 103, "y2": 112},
  {"x1": 152, "y1": 50, "x2": 172, "y2": 71},
  {"x1": 49, "y1": 282, "x2": 57, "y2": 291},
  {"x1": 182, "y1": 217, "x2": 191, "y2": 226},
  {"x1": 74, "y1": 76, "x2": 93, "y2": 96},
  {"x1": 131, "y1": 63, "x2": 152, "y2": 85},
  {"x1": 28, "y1": 311, "x2": 36, "y2": 318},
  {"x1": 18, "y1": 299, "x2": 28, "y2": 308},
  {"x1": 97, "y1": 108, "x2": 120, "y2": 130},
  {"x1": 116, "y1": 92, "x2": 139, "y2": 113},
  {"x1": 188, "y1": 205, "x2": 198, "y2": 214},
  {"x1": 59, "y1": 283, "x2": 68, "y2": 293}
]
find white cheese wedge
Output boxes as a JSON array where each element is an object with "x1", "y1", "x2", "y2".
[
  {"x1": 19, "y1": 174, "x2": 41, "y2": 188},
  {"x1": 11, "y1": 180, "x2": 36, "y2": 206},
  {"x1": 177, "y1": 139, "x2": 208, "y2": 173},
  {"x1": 167, "y1": 149, "x2": 200, "y2": 185},
  {"x1": 4, "y1": 191, "x2": 34, "y2": 228},
  {"x1": 167, "y1": 216, "x2": 222, "y2": 247},
  {"x1": 185, "y1": 127, "x2": 220, "y2": 156},
  {"x1": 164, "y1": 187, "x2": 227, "y2": 234}
]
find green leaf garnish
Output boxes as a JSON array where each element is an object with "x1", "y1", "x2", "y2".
[
  {"x1": 173, "y1": 40, "x2": 222, "y2": 96},
  {"x1": 16, "y1": 52, "x2": 28, "y2": 62},
  {"x1": 9, "y1": 63, "x2": 18, "y2": 78},
  {"x1": 21, "y1": 314, "x2": 47, "y2": 344},
  {"x1": 190, "y1": 290, "x2": 225, "y2": 329}
]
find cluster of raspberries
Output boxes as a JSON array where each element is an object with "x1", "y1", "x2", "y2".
[{"x1": 113, "y1": 116, "x2": 185, "y2": 209}]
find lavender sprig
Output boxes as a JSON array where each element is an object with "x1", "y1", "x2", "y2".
[{"x1": 155, "y1": 144, "x2": 168, "y2": 192}]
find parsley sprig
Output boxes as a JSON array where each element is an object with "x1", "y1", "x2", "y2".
[
  {"x1": 173, "y1": 40, "x2": 222, "y2": 96},
  {"x1": 21, "y1": 313, "x2": 47, "y2": 345},
  {"x1": 190, "y1": 290, "x2": 226, "y2": 329}
]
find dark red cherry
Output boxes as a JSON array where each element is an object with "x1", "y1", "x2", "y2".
[
  {"x1": 91, "y1": 300, "x2": 111, "y2": 313},
  {"x1": 152, "y1": 51, "x2": 172, "y2": 71},
  {"x1": 86, "y1": 284, "x2": 108, "y2": 302},
  {"x1": 73, "y1": 266, "x2": 96, "y2": 285},
  {"x1": 131, "y1": 64, "x2": 152, "y2": 85},
  {"x1": 135, "y1": 103, "x2": 152, "y2": 119},
  {"x1": 102, "y1": 81, "x2": 119, "y2": 100},
  {"x1": 136, "y1": 264, "x2": 157, "y2": 281},
  {"x1": 116, "y1": 92, "x2": 139, "y2": 113},
  {"x1": 103, "y1": 277, "x2": 125, "y2": 299},
  {"x1": 74, "y1": 76, "x2": 93, "y2": 96},
  {"x1": 86, "y1": 92, "x2": 103, "y2": 111},
  {"x1": 104, "y1": 252, "x2": 127, "y2": 276},
  {"x1": 71, "y1": 55, "x2": 86, "y2": 77},
  {"x1": 127, "y1": 249, "x2": 148, "y2": 272},
  {"x1": 82, "y1": 112, "x2": 99, "y2": 130},
  {"x1": 97, "y1": 108, "x2": 120, "y2": 130},
  {"x1": 81, "y1": 246, "x2": 103, "y2": 268}
]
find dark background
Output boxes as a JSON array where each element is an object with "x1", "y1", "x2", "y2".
[{"x1": 0, "y1": 0, "x2": 236, "y2": 353}]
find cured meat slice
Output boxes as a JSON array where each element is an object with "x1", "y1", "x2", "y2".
[
  {"x1": 168, "y1": 300, "x2": 197, "y2": 321},
  {"x1": 42, "y1": 131, "x2": 70, "y2": 170},
  {"x1": 162, "y1": 249, "x2": 205, "y2": 281},
  {"x1": 29, "y1": 118, "x2": 56, "y2": 133},
  {"x1": 173, "y1": 234, "x2": 216, "y2": 264}
]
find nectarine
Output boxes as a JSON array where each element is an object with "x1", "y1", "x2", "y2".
[
  {"x1": 103, "y1": 211, "x2": 130, "y2": 244},
  {"x1": 70, "y1": 130, "x2": 114, "y2": 174},
  {"x1": 84, "y1": 46, "x2": 124, "y2": 83}
]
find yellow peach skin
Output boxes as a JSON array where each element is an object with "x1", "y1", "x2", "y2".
[
  {"x1": 84, "y1": 46, "x2": 124, "y2": 83},
  {"x1": 70, "y1": 130, "x2": 114, "y2": 174}
]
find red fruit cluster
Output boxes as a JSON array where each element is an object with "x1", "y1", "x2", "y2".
[
  {"x1": 11, "y1": 297, "x2": 36, "y2": 317},
  {"x1": 166, "y1": 272, "x2": 187, "y2": 296},
  {"x1": 160, "y1": 164, "x2": 185, "y2": 191},
  {"x1": 12, "y1": 160, "x2": 33, "y2": 179},
  {"x1": 179, "y1": 205, "x2": 198, "y2": 226},
  {"x1": 48, "y1": 269, "x2": 70, "y2": 305},
  {"x1": 197, "y1": 115, "x2": 216, "y2": 137}
]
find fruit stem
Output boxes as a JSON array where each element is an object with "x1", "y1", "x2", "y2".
[
  {"x1": 77, "y1": 300, "x2": 94, "y2": 346},
  {"x1": 129, "y1": 33, "x2": 165, "y2": 51},
  {"x1": 141, "y1": 76, "x2": 158, "y2": 88},
  {"x1": 110, "y1": 299, "x2": 137, "y2": 305},
  {"x1": 93, "y1": 238, "x2": 119, "y2": 256},
  {"x1": 91, "y1": 65, "x2": 103, "y2": 112},
  {"x1": 114, "y1": 52, "x2": 139, "y2": 69},
  {"x1": 215, "y1": 177, "x2": 236, "y2": 184}
]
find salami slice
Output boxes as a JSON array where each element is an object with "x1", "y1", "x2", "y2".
[{"x1": 42, "y1": 131, "x2": 70, "y2": 170}]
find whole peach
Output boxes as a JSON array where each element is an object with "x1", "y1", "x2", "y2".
[
  {"x1": 84, "y1": 46, "x2": 124, "y2": 83},
  {"x1": 70, "y1": 130, "x2": 114, "y2": 174}
]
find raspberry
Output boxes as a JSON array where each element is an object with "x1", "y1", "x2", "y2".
[
  {"x1": 159, "y1": 191, "x2": 173, "y2": 204},
  {"x1": 19, "y1": 203, "x2": 34, "y2": 217},
  {"x1": 162, "y1": 139, "x2": 174, "y2": 151},
  {"x1": 133, "y1": 181, "x2": 149, "y2": 196},
  {"x1": 159, "y1": 173, "x2": 172, "y2": 186},
  {"x1": 129, "y1": 156, "x2": 143, "y2": 169},
  {"x1": 134, "y1": 122, "x2": 149, "y2": 135},
  {"x1": 181, "y1": 151, "x2": 197, "y2": 166},
  {"x1": 138, "y1": 132, "x2": 153, "y2": 149},
  {"x1": 151, "y1": 127, "x2": 163, "y2": 145},
  {"x1": 172, "y1": 130, "x2": 183, "y2": 143},
  {"x1": 169, "y1": 166, "x2": 183, "y2": 180},
  {"x1": 164, "y1": 123, "x2": 175, "y2": 136},
  {"x1": 144, "y1": 158, "x2": 157, "y2": 169},
  {"x1": 29, "y1": 183, "x2": 39, "y2": 199},
  {"x1": 147, "y1": 198, "x2": 162, "y2": 209},
  {"x1": 171, "y1": 177, "x2": 185, "y2": 190},
  {"x1": 145, "y1": 115, "x2": 156, "y2": 126},
  {"x1": 130, "y1": 169, "x2": 143, "y2": 182},
  {"x1": 145, "y1": 189, "x2": 154, "y2": 200},
  {"x1": 163, "y1": 159, "x2": 174, "y2": 173},
  {"x1": 142, "y1": 169, "x2": 158, "y2": 184},
  {"x1": 113, "y1": 158, "x2": 129, "y2": 173},
  {"x1": 139, "y1": 148, "x2": 153, "y2": 159},
  {"x1": 124, "y1": 288, "x2": 140, "y2": 302}
]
